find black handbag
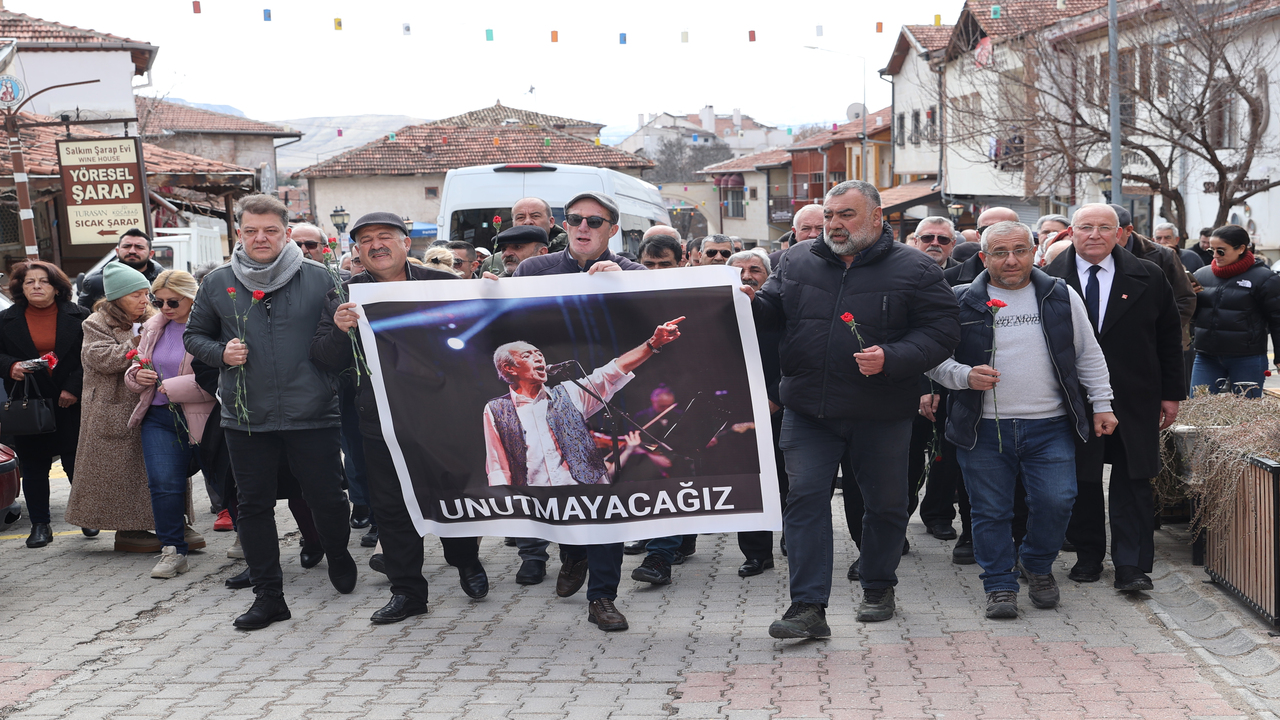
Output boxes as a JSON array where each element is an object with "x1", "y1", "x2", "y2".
[{"x1": 1, "y1": 373, "x2": 57, "y2": 436}]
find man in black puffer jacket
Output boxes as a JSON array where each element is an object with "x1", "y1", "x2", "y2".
[{"x1": 750, "y1": 180, "x2": 960, "y2": 638}]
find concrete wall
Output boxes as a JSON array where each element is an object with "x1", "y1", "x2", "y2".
[
  {"x1": 151, "y1": 134, "x2": 279, "y2": 177},
  {"x1": 14, "y1": 51, "x2": 138, "y2": 133},
  {"x1": 893, "y1": 46, "x2": 944, "y2": 177},
  {"x1": 310, "y1": 174, "x2": 445, "y2": 238}
]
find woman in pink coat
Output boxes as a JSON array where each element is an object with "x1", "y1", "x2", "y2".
[{"x1": 125, "y1": 270, "x2": 215, "y2": 580}]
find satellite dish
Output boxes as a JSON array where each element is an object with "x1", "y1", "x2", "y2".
[{"x1": 846, "y1": 103, "x2": 867, "y2": 122}]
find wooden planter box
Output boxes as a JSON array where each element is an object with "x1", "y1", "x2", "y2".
[{"x1": 1204, "y1": 455, "x2": 1280, "y2": 625}]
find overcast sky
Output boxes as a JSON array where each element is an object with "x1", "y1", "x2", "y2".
[{"x1": 23, "y1": 0, "x2": 966, "y2": 142}]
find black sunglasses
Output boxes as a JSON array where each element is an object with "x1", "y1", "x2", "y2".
[
  {"x1": 703, "y1": 248, "x2": 733, "y2": 258},
  {"x1": 296, "y1": 240, "x2": 320, "y2": 249},
  {"x1": 917, "y1": 234, "x2": 953, "y2": 245},
  {"x1": 565, "y1": 214, "x2": 609, "y2": 229},
  {"x1": 152, "y1": 298, "x2": 183, "y2": 309}
]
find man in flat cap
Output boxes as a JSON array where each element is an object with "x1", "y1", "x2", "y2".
[
  {"x1": 495, "y1": 225, "x2": 551, "y2": 277},
  {"x1": 514, "y1": 192, "x2": 645, "y2": 275}
]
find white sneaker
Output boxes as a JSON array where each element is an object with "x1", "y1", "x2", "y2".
[
  {"x1": 227, "y1": 535, "x2": 244, "y2": 559},
  {"x1": 151, "y1": 546, "x2": 189, "y2": 579}
]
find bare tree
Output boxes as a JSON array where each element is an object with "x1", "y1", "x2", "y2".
[
  {"x1": 944, "y1": 0, "x2": 1279, "y2": 235},
  {"x1": 650, "y1": 136, "x2": 733, "y2": 183}
]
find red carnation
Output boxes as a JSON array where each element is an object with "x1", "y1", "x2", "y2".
[
  {"x1": 226, "y1": 287, "x2": 237, "y2": 296},
  {"x1": 987, "y1": 299, "x2": 1008, "y2": 309},
  {"x1": 323, "y1": 247, "x2": 332, "y2": 255},
  {"x1": 252, "y1": 290, "x2": 265, "y2": 302},
  {"x1": 138, "y1": 357, "x2": 150, "y2": 366},
  {"x1": 493, "y1": 215, "x2": 502, "y2": 224},
  {"x1": 126, "y1": 349, "x2": 138, "y2": 360},
  {"x1": 40, "y1": 352, "x2": 57, "y2": 370},
  {"x1": 841, "y1": 312, "x2": 854, "y2": 323}
]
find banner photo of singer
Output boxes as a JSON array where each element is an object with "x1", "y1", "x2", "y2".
[{"x1": 351, "y1": 266, "x2": 782, "y2": 544}]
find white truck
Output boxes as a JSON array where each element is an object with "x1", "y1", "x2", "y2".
[
  {"x1": 437, "y1": 163, "x2": 669, "y2": 256},
  {"x1": 75, "y1": 225, "x2": 226, "y2": 295}
]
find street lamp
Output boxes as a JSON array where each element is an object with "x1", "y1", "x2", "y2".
[
  {"x1": 330, "y1": 206, "x2": 350, "y2": 236},
  {"x1": 947, "y1": 203, "x2": 965, "y2": 223},
  {"x1": 402, "y1": 215, "x2": 414, "y2": 235},
  {"x1": 1098, "y1": 176, "x2": 1113, "y2": 203}
]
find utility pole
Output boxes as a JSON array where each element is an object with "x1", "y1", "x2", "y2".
[
  {"x1": 1108, "y1": 0, "x2": 1123, "y2": 208},
  {"x1": 3, "y1": 78, "x2": 101, "y2": 260}
]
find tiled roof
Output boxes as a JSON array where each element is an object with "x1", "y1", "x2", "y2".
[
  {"x1": 3, "y1": 113, "x2": 254, "y2": 181},
  {"x1": 137, "y1": 97, "x2": 301, "y2": 137},
  {"x1": 904, "y1": 24, "x2": 954, "y2": 50},
  {"x1": 879, "y1": 179, "x2": 941, "y2": 212},
  {"x1": 964, "y1": 0, "x2": 1108, "y2": 40},
  {"x1": 697, "y1": 147, "x2": 792, "y2": 174},
  {"x1": 0, "y1": 9, "x2": 156, "y2": 74},
  {"x1": 426, "y1": 102, "x2": 603, "y2": 130},
  {"x1": 787, "y1": 107, "x2": 893, "y2": 150},
  {"x1": 295, "y1": 125, "x2": 652, "y2": 178},
  {"x1": 682, "y1": 113, "x2": 773, "y2": 133}
]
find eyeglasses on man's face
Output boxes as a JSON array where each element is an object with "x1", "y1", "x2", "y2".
[
  {"x1": 703, "y1": 248, "x2": 733, "y2": 258},
  {"x1": 917, "y1": 234, "x2": 953, "y2": 245},
  {"x1": 296, "y1": 240, "x2": 320, "y2": 249},
  {"x1": 564, "y1": 214, "x2": 608, "y2": 229}
]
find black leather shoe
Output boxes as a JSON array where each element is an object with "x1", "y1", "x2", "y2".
[
  {"x1": 556, "y1": 558, "x2": 589, "y2": 597},
  {"x1": 738, "y1": 558, "x2": 774, "y2": 577},
  {"x1": 369, "y1": 553, "x2": 386, "y2": 575},
  {"x1": 1061, "y1": 540, "x2": 1077, "y2": 552},
  {"x1": 847, "y1": 558, "x2": 861, "y2": 581},
  {"x1": 458, "y1": 561, "x2": 489, "y2": 599},
  {"x1": 300, "y1": 544, "x2": 324, "y2": 569},
  {"x1": 361, "y1": 525, "x2": 379, "y2": 548},
  {"x1": 927, "y1": 524, "x2": 958, "y2": 540},
  {"x1": 631, "y1": 555, "x2": 672, "y2": 585},
  {"x1": 623, "y1": 539, "x2": 648, "y2": 555},
  {"x1": 26, "y1": 522, "x2": 52, "y2": 548},
  {"x1": 953, "y1": 538, "x2": 976, "y2": 565},
  {"x1": 902, "y1": 538, "x2": 911, "y2": 555},
  {"x1": 81, "y1": 527, "x2": 100, "y2": 537},
  {"x1": 516, "y1": 559, "x2": 546, "y2": 585},
  {"x1": 679, "y1": 535, "x2": 698, "y2": 557},
  {"x1": 1114, "y1": 565, "x2": 1154, "y2": 592},
  {"x1": 225, "y1": 568, "x2": 251, "y2": 589},
  {"x1": 234, "y1": 592, "x2": 290, "y2": 630},
  {"x1": 780, "y1": 534, "x2": 787, "y2": 557},
  {"x1": 371, "y1": 595, "x2": 429, "y2": 624},
  {"x1": 328, "y1": 550, "x2": 358, "y2": 594},
  {"x1": 504, "y1": 537, "x2": 518, "y2": 547},
  {"x1": 350, "y1": 504, "x2": 371, "y2": 529},
  {"x1": 588, "y1": 598, "x2": 628, "y2": 631},
  {"x1": 1069, "y1": 561, "x2": 1103, "y2": 583}
]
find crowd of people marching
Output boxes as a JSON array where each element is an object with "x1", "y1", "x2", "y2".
[{"x1": 6, "y1": 184, "x2": 1280, "y2": 637}]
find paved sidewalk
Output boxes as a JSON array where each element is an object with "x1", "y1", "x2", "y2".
[{"x1": 1, "y1": 480, "x2": 1278, "y2": 719}]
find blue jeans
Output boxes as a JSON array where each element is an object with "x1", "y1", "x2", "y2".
[
  {"x1": 1191, "y1": 353, "x2": 1268, "y2": 398},
  {"x1": 779, "y1": 410, "x2": 912, "y2": 605},
  {"x1": 957, "y1": 416, "x2": 1077, "y2": 593},
  {"x1": 140, "y1": 404, "x2": 199, "y2": 554}
]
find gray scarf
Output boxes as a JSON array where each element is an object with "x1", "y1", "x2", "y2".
[{"x1": 230, "y1": 240, "x2": 305, "y2": 293}]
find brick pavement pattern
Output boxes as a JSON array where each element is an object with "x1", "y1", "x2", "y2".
[{"x1": 1, "y1": 479, "x2": 1278, "y2": 719}]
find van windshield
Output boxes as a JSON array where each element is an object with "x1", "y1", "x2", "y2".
[{"x1": 449, "y1": 208, "x2": 565, "y2": 250}]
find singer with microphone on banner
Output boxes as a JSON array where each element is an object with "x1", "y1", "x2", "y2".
[{"x1": 482, "y1": 317, "x2": 685, "y2": 487}]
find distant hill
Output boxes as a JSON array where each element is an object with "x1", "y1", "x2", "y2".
[
  {"x1": 167, "y1": 98, "x2": 246, "y2": 117},
  {"x1": 272, "y1": 115, "x2": 429, "y2": 174}
]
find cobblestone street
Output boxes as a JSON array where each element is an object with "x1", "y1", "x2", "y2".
[{"x1": 3, "y1": 479, "x2": 1280, "y2": 719}]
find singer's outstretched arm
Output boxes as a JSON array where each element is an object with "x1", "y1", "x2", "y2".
[{"x1": 617, "y1": 317, "x2": 685, "y2": 374}]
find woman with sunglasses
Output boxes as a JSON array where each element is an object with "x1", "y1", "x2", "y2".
[
  {"x1": 124, "y1": 270, "x2": 216, "y2": 578},
  {"x1": 1189, "y1": 225, "x2": 1280, "y2": 398},
  {"x1": 0, "y1": 261, "x2": 92, "y2": 547}
]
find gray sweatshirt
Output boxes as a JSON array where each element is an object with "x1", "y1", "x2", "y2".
[{"x1": 926, "y1": 283, "x2": 1114, "y2": 417}]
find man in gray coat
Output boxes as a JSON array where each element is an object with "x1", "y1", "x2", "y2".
[{"x1": 185, "y1": 193, "x2": 356, "y2": 630}]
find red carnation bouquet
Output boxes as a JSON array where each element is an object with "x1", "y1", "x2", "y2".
[
  {"x1": 986, "y1": 298, "x2": 1008, "y2": 451},
  {"x1": 319, "y1": 237, "x2": 370, "y2": 382},
  {"x1": 129, "y1": 350, "x2": 188, "y2": 435},
  {"x1": 223, "y1": 286, "x2": 265, "y2": 428}
]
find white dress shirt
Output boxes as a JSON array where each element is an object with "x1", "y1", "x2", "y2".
[
  {"x1": 483, "y1": 359, "x2": 634, "y2": 486},
  {"x1": 1075, "y1": 252, "x2": 1116, "y2": 329}
]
